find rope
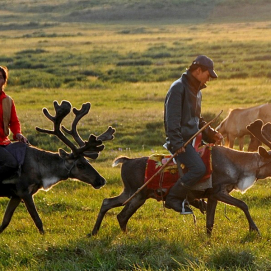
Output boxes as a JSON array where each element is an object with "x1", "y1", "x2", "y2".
[
  {"x1": 159, "y1": 170, "x2": 166, "y2": 211},
  {"x1": 224, "y1": 204, "x2": 231, "y2": 221}
]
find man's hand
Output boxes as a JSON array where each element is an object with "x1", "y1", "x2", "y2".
[
  {"x1": 213, "y1": 132, "x2": 223, "y2": 145},
  {"x1": 176, "y1": 146, "x2": 185, "y2": 154}
]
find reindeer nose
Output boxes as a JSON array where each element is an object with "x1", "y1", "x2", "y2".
[{"x1": 94, "y1": 176, "x2": 106, "y2": 189}]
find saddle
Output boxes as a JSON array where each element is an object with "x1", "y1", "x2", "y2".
[{"x1": 144, "y1": 137, "x2": 213, "y2": 200}]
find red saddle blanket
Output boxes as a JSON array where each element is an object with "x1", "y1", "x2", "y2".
[{"x1": 144, "y1": 145, "x2": 212, "y2": 190}]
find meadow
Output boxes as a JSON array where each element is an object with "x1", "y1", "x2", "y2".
[{"x1": 1, "y1": 2, "x2": 271, "y2": 270}]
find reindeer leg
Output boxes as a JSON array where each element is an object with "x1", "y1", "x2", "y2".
[
  {"x1": 224, "y1": 135, "x2": 229, "y2": 147},
  {"x1": 22, "y1": 195, "x2": 44, "y2": 234},
  {"x1": 189, "y1": 199, "x2": 207, "y2": 214},
  {"x1": 228, "y1": 135, "x2": 235, "y2": 149},
  {"x1": 206, "y1": 197, "x2": 218, "y2": 237},
  {"x1": 214, "y1": 192, "x2": 259, "y2": 234},
  {"x1": 0, "y1": 197, "x2": 21, "y2": 234},
  {"x1": 117, "y1": 195, "x2": 146, "y2": 233},
  {"x1": 90, "y1": 193, "x2": 128, "y2": 236},
  {"x1": 239, "y1": 136, "x2": 244, "y2": 151}
]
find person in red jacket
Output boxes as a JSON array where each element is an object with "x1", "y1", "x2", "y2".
[{"x1": 0, "y1": 66, "x2": 28, "y2": 180}]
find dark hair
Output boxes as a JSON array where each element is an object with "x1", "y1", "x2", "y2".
[
  {"x1": 188, "y1": 63, "x2": 208, "y2": 73},
  {"x1": 0, "y1": 66, "x2": 8, "y2": 88}
]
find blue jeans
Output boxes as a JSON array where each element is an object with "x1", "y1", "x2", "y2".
[{"x1": 175, "y1": 144, "x2": 206, "y2": 187}]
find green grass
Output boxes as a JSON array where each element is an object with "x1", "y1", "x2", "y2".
[{"x1": 1, "y1": 1, "x2": 271, "y2": 270}]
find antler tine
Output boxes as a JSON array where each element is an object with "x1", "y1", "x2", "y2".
[
  {"x1": 36, "y1": 100, "x2": 78, "y2": 152},
  {"x1": 97, "y1": 126, "x2": 116, "y2": 141},
  {"x1": 247, "y1": 119, "x2": 271, "y2": 149},
  {"x1": 61, "y1": 103, "x2": 91, "y2": 147},
  {"x1": 80, "y1": 127, "x2": 115, "y2": 159},
  {"x1": 76, "y1": 134, "x2": 105, "y2": 159}
]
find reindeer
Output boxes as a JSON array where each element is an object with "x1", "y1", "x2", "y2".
[
  {"x1": 91, "y1": 121, "x2": 271, "y2": 237},
  {"x1": 0, "y1": 100, "x2": 115, "y2": 234},
  {"x1": 216, "y1": 104, "x2": 271, "y2": 151}
]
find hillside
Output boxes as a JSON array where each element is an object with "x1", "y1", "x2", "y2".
[{"x1": 1, "y1": 0, "x2": 271, "y2": 24}]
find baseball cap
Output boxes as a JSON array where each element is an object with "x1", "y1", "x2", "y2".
[{"x1": 192, "y1": 55, "x2": 218, "y2": 78}]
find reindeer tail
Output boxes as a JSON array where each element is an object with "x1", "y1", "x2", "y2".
[{"x1": 112, "y1": 156, "x2": 130, "y2": 167}]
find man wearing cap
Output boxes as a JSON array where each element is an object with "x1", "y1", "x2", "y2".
[{"x1": 164, "y1": 55, "x2": 223, "y2": 214}]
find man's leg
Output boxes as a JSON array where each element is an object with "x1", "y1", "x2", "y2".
[
  {"x1": 0, "y1": 146, "x2": 18, "y2": 181},
  {"x1": 165, "y1": 144, "x2": 206, "y2": 214}
]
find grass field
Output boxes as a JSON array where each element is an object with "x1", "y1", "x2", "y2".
[{"x1": 1, "y1": 1, "x2": 271, "y2": 270}]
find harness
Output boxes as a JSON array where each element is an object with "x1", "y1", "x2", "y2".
[{"x1": 63, "y1": 158, "x2": 77, "y2": 175}]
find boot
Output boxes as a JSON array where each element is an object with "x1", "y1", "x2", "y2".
[{"x1": 165, "y1": 180, "x2": 193, "y2": 215}]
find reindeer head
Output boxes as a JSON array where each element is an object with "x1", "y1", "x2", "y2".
[
  {"x1": 247, "y1": 119, "x2": 271, "y2": 157},
  {"x1": 36, "y1": 100, "x2": 115, "y2": 159},
  {"x1": 35, "y1": 100, "x2": 115, "y2": 188}
]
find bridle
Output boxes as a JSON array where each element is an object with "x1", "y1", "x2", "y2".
[{"x1": 63, "y1": 158, "x2": 78, "y2": 175}]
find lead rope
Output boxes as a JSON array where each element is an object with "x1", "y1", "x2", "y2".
[
  {"x1": 184, "y1": 199, "x2": 197, "y2": 226},
  {"x1": 224, "y1": 204, "x2": 231, "y2": 221},
  {"x1": 159, "y1": 170, "x2": 166, "y2": 211}
]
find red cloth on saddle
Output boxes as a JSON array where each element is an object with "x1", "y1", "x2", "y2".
[{"x1": 144, "y1": 145, "x2": 212, "y2": 190}]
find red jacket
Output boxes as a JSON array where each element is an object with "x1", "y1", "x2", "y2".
[{"x1": 0, "y1": 90, "x2": 21, "y2": 145}]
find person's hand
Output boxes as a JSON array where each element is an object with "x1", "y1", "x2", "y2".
[
  {"x1": 176, "y1": 146, "x2": 185, "y2": 154},
  {"x1": 213, "y1": 132, "x2": 223, "y2": 145},
  {"x1": 16, "y1": 133, "x2": 29, "y2": 144}
]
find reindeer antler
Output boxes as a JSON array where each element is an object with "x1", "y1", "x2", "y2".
[
  {"x1": 36, "y1": 100, "x2": 114, "y2": 159},
  {"x1": 247, "y1": 119, "x2": 271, "y2": 149},
  {"x1": 62, "y1": 103, "x2": 115, "y2": 144},
  {"x1": 61, "y1": 102, "x2": 90, "y2": 147},
  {"x1": 61, "y1": 102, "x2": 115, "y2": 158}
]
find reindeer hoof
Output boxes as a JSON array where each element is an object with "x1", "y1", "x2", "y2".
[
  {"x1": 86, "y1": 232, "x2": 95, "y2": 238},
  {"x1": 249, "y1": 226, "x2": 260, "y2": 234}
]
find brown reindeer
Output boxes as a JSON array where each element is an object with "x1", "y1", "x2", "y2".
[
  {"x1": 216, "y1": 104, "x2": 271, "y2": 151},
  {"x1": 91, "y1": 122, "x2": 271, "y2": 236},
  {"x1": 0, "y1": 100, "x2": 115, "y2": 234}
]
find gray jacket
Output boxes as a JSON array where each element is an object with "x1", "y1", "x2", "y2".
[{"x1": 164, "y1": 70, "x2": 216, "y2": 154}]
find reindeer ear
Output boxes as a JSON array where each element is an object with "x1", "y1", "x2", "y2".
[
  {"x1": 258, "y1": 146, "x2": 271, "y2": 158},
  {"x1": 59, "y1": 148, "x2": 70, "y2": 159}
]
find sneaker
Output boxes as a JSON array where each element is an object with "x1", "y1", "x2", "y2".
[{"x1": 180, "y1": 200, "x2": 193, "y2": 215}]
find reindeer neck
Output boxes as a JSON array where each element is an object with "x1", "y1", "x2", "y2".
[
  {"x1": 256, "y1": 156, "x2": 271, "y2": 179},
  {"x1": 24, "y1": 147, "x2": 73, "y2": 191}
]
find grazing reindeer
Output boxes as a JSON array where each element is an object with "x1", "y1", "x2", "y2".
[
  {"x1": 216, "y1": 104, "x2": 271, "y2": 151},
  {"x1": 0, "y1": 100, "x2": 115, "y2": 234},
  {"x1": 91, "y1": 122, "x2": 271, "y2": 236}
]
